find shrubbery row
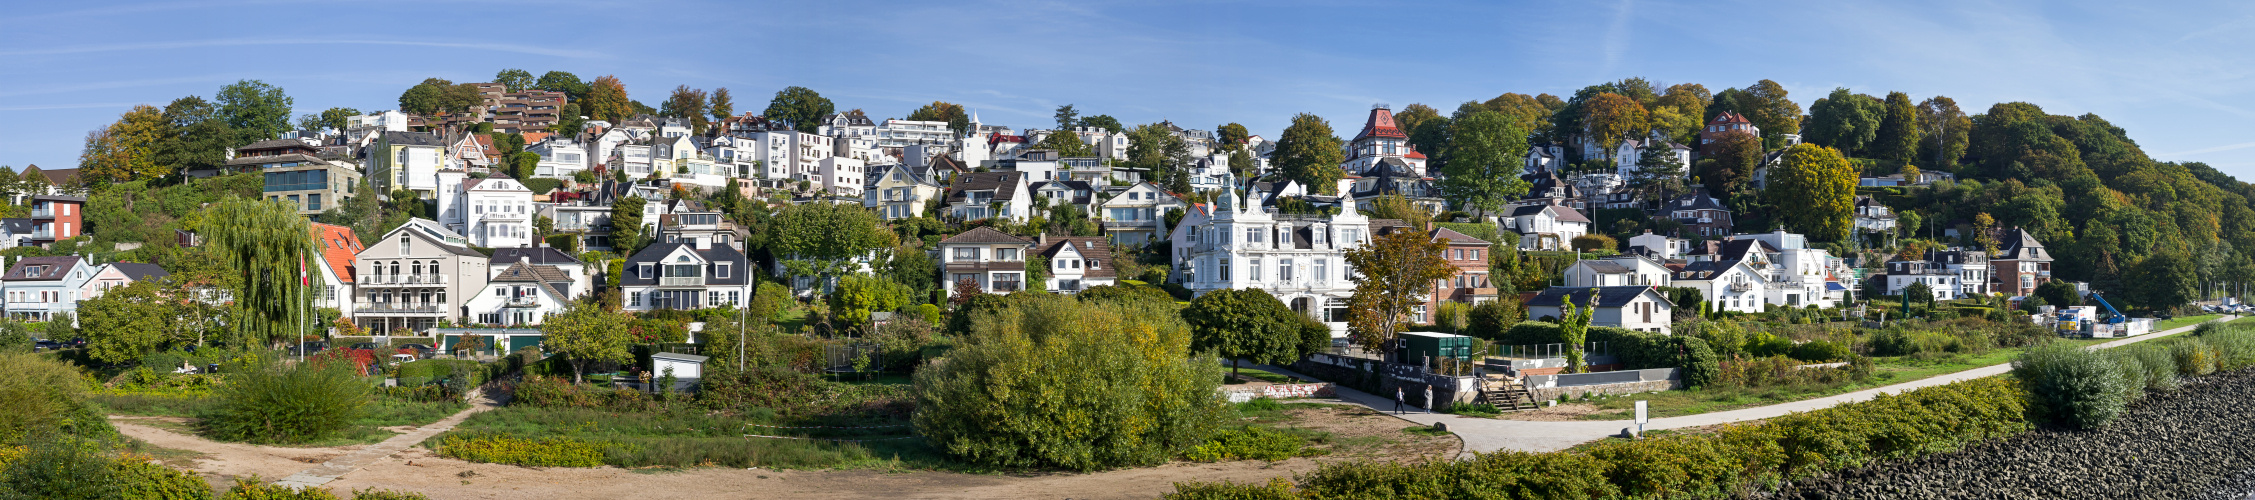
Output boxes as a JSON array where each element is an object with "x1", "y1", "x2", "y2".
[
  {"x1": 1165, "y1": 376, "x2": 2030, "y2": 499},
  {"x1": 434, "y1": 433, "x2": 608, "y2": 467},
  {"x1": 2018, "y1": 322, "x2": 2255, "y2": 429}
]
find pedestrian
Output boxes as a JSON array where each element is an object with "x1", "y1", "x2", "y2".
[
  {"x1": 1424, "y1": 385, "x2": 1435, "y2": 413},
  {"x1": 1394, "y1": 386, "x2": 1405, "y2": 415}
]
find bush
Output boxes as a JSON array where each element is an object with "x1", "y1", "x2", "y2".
[
  {"x1": 220, "y1": 477, "x2": 339, "y2": 499},
  {"x1": 434, "y1": 434, "x2": 607, "y2": 467},
  {"x1": 0, "y1": 354, "x2": 112, "y2": 445},
  {"x1": 114, "y1": 455, "x2": 215, "y2": 500},
  {"x1": 1184, "y1": 426, "x2": 1316, "y2": 463},
  {"x1": 346, "y1": 489, "x2": 429, "y2": 500},
  {"x1": 2114, "y1": 345, "x2": 2180, "y2": 392},
  {"x1": 1493, "y1": 321, "x2": 1561, "y2": 345},
  {"x1": 1163, "y1": 478, "x2": 1299, "y2": 500},
  {"x1": 202, "y1": 359, "x2": 369, "y2": 444},
  {"x1": 1789, "y1": 340, "x2": 1853, "y2": 363},
  {"x1": 2202, "y1": 325, "x2": 2255, "y2": 370},
  {"x1": 914, "y1": 295, "x2": 1226, "y2": 471},
  {"x1": 2013, "y1": 341, "x2": 2135, "y2": 430},
  {"x1": 2169, "y1": 337, "x2": 2218, "y2": 376},
  {"x1": 0, "y1": 437, "x2": 121, "y2": 499}
]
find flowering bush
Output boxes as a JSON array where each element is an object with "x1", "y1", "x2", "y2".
[{"x1": 435, "y1": 434, "x2": 607, "y2": 467}]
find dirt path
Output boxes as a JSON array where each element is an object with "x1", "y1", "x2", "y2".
[{"x1": 272, "y1": 389, "x2": 502, "y2": 489}]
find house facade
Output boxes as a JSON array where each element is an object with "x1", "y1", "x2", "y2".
[
  {"x1": 1098, "y1": 182, "x2": 1183, "y2": 245},
  {"x1": 1426, "y1": 227, "x2": 1497, "y2": 310},
  {"x1": 619, "y1": 239, "x2": 754, "y2": 312},
  {"x1": 864, "y1": 165, "x2": 946, "y2": 220},
  {"x1": 1562, "y1": 254, "x2": 1673, "y2": 288},
  {"x1": 372, "y1": 131, "x2": 446, "y2": 197},
  {"x1": 27, "y1": 196, "x2": 84, "y2": 247},
  {"x1": 946, "y1": 171, "x2": 1033, "y2": 222},
  {"x1": 1035, "y1": 236, "x2": 1116, "y2": 293},
  {"x1": 1171, "y1": 191, "x2": 1376, "y2": 335},
  {"x1": 353, "y1": 219, "x2": 492, "y2": 333},
  {"x1": 1499, "y1": 203, "x2": 1590, "y2": 250},
  {"x1": 463, "y1": 261, "x2": 574, "y2": 327},
  {"x1": 2, "y1": 256, "x2": 94, "y2": 322},
  {"x1": 438, "y1": 175, "x2": 537, "y2": 248},
  {"x1": 1525, "y1": 286, "x2": 1674, "y2": 335},
  {"x1": 82, "y1": 263, "x2": 167, "y2": 299},
  {"x1": 939, "y1": 227, "x2": 1035, "y2": 297},
  {"x1": 1992, "y1": 228, "x2": 2053, "y2": 297},
  {"x1": 1672, "y1": 260, "x2": 1768, "y2": 313},
  {"x1": 311, "y1": 222, "x2": 362, "y2": 317}
]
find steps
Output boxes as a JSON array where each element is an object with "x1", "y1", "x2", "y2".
[{"x1": 1475, "y1": 374, "x2": 1541, "y2": 412}]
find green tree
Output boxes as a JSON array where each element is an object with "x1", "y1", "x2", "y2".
[
  {"x1": 317, "y1": 107, "x2": 360, "y2": 133},
  {"x1": 1696, "y1": 130, "x2": 1763, "y2": 194},
  {"x1": 1480, "y1": 93, "x2": 1559, "y2": 142},
  {"x1": 542, "y1": 301, "x2": 633, "y2": 383},
  {"x1": 663, "y1": 85, "x2": 710, "y2": 134},
  {"x1": 1183, "y1": 288, "x2": 1302, "y2": 375},
  {"x1": 829, "y1": 274, "x2": 911, "y2": 331},
  {"x1": 494, "y1": 68, "x2": 533, "y2": 92},
  {"x1": 1079, "y1": 115, "x2": 1123, "y2": 135},
  {"x1": 584, "y1": 75, "x2": 632, "y2": 123},
  {"x1": 534, "y1": 71, "x2": 589, "y2": 100},
  {"x1": 1739, "y1": 79, "x2": 1803, "y2": 147},
  {"x1": 1632, "y1": 137, "x2": 1687, "y2": 200},
  {"x1": 912, "y1": 295, "x2": 1224, "y2": 470},
  {"x1": 1365, "y1": 194, "x2": 1430, "y2": 229},
  {"x1": 204, "y1": 198, "x2": 317, "y2": 347},
  {"x1": 1440, "y1": 110, "x2": 1532, "y2": 215},
  {"x1": 215, "y1": 79, "x2": 293, "y2": 141},
  {"x1": 708, "y1": 87, "x2": 735, "y2": 125},
  {"x1": 1273, "y1": 113, "x2": 1345, "y2": 195},
  {"x1": 763, "y1": 86, "x2": 835, "y2": 134},
  {"x1": 610, "y1": 195, "x2": 646, "y2": 253},
  {"x1": 1393, "y1": 104, "x2": 1442, "y2": 138},
  {"x1": 1215, "y1": 122, "x2": 1250, "y2": 147},
  {"x1": 1916, "y1": 96, "x2": 1970, "y2": 169},
  {"x1": 772, "y1": 201, "x2": 896, "y2": 285},
  {"x1": 1872, "y1": 91, "x2": 1922, "y2": 163},
  {"x1": 907, "y1": 101, "x2": 970, "y2": 137},
  {"x1": 78, "y1": 281, "x2": 172, "y2": 365},
  {"x1": 1126, "y1": 123, "x2": 1192, "y2": 185},
  {"x1": 1053, "y1": 104, "x2": 1079, "y2": 130},
  {"x1": 1765, "y1": 144, "x2": 1858, "y2": 241},
  {"x1": 1804, "y1": 88, "x2": 1882, "y2": 155},
  {"x1": 1557, "y1": 292, "x2": 1596, "y2": 373},
  {"x1": 1345, "y1": 228, "x2": 1455, "y2": 356},
  {"x1": 398, "y1": 80, "x2": 445, "y2": 116},
  {"x1": 2128, "y1": 251, "x2": 2199, "y2": 310},
  {"x1": 155, "y1": 96, "x2": 235, "y2": 176},
  {"x1": 1035, "y1": 128, "x2": 1092, "y2": 157}
]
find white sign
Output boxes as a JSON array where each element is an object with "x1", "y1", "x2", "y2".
[{"x1": 1634, "y1": 400, "x2": 1648, "y2": 424}]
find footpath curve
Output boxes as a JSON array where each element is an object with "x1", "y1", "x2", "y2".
[{"x1": 1255, "y1": 315, "x2": 2235, "y2": 454}]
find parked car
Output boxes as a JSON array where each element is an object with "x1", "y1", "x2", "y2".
[
  {"x1": 396, "y1": 344, "x2": 435, "y2": 359},
  {"x1": 347, "y1": 342, "x2": 381, "y2": 350},
  {"x1": 33, "y1": 339, "x2": 62, "y2": 351},
  {"x1": 288, "y1": 341, "x2": 329, "y2": 356},
  {"x1": 64, "y1": 338, "x2": 86, "y2": 348}
]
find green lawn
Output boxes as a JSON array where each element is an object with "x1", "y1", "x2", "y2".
[
  {"x1": 2156, "y1": 314, "x2": 2223, "y2": 332},
  {"x1": 774, "y1": 306, "x2": 811, "y2": 334}
]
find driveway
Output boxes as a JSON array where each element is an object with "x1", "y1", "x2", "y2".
[{"x1": 1254, "y1": 315, "x2": 2234, "y2": 454}]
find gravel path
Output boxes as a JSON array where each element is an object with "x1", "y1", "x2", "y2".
[
  {"x1": 1767, "y1": 368, "x2": 2255, "y2": 499},
  {"x1": 271, "y1": 388, "x2": 501, "y2": 489},
  {"x1": 1248, "y1": 316, "x2": 2234, "y2": 453}
]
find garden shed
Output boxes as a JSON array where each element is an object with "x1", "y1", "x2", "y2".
[
  {"x1": 1397, "y1": 331, "x2": 1475, "y2": 363},
  {"x1": 650, "y1": 352, "x2": 707, "y2": 392}
]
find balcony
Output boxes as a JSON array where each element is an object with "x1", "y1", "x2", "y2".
[
  {"x1": 504, "y1": 296, "x2": 541, "y2": 307},
  {"x1": 659, "y1": 276, "x2": 704, "y2": 287},
  {"x1": 30, "y1": 230, "x2": 52, "y2": 240},
  {"x1": 353, "y1": 302, "x2": 447, "y2": 314},
  {"x1": 357, "y1": 274, "x2": 448, "y2": 286},
  {"x1": 1728, "y1": 282, "x2": 1754, "y2": 292},
  {"x1": 993, "y1": 281, "x2": 1022, "y2": 292},
  {"x1": 482, "y1": 211, "x2": 528, "y2": 221},
  {"x1": 29, "y1": 208, "x2": 52, "y2": 219}
]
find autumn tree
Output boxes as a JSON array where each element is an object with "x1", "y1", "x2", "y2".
[
  {"x1": 907, "y1": 101, "x2": 970, "y2": 136},
  {"x1": 79, "y1": 104, "x2": 171, "y2": 184},
  {"x1": 1738, "y1": 79, "x2": 1802, "y2": 147},
  {"x1": 1215, "y1": 122, "x2": 1250, "y2": 147},
  {"x1": 1765, "y1": 144, "x2": 1858, "y2": 241},
  {"x1": 1581, "y1": 93, "x2": 1649, "y2": 162},
  {"x1": 1274, "y1": 113, "x2": 1345, "y2": 195},
  {"x1": 1973, "y1": 212, "x2": 1999, "y2": 254},
  {"x1": 664, "y1": 85, "x2": 710, "y2": 134},
  {"x1": 1872, "y1": 91, "x2": 1922, "y2": 163},
  {"x1": 708, "y1": 87, "x2": 735, "y2": 124},
  {"x1": 584, "y1": 75, "x2": 632, "y2": 123},
  {"x1": 1695, "y1": 130, "x2": 1763, "y2": 193},
  {"x1": 1366, "y1": 194, "x2": 1431, "y2": 229},
  {"x1": 494, "y1": 68, "x2": 533, "y2": 92},
  {"x1": 1393, "y1": 104, "x2": 1441, "y2": 137},
  {"x1": 1479, "y1": 93, "x2": 1559, "y2": 142},
  {"x1": 762, "y1": 86, "x2": 834, "y2": 134},
  {"x1": 216, "y1": 79, "x2": 294, "y2": 141},
  {"x1": 1183, "y1": 288, "x2": 1304, "y2": 375},
  {"x1": 543, "y1": 301, "x2": 633, "y2": 383},
  {"x1": 1345, "y1": 229, "x2": 1455, "y2": 358},
  {"x1": 1440, "y1": 110, "x2": 1532, "y2": 215}
]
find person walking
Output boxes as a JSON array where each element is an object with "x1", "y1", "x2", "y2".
[
  {"x1": 1394, "y1": 386, "x2": 1406, "y2": 415},
  {"x1": 1424, "y1": 385, "x2": 1435, "y2": 413}
]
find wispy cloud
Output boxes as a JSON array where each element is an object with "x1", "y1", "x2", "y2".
[
  {"x1": 0, "y1": 39, "x2": 608, "y2": 59},
  {"x1": 1598, "y1": 0, "x2": 1635, "y2": 76}
]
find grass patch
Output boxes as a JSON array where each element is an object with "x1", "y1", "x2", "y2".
[
  {"x1": 97, "y1": 387, "x2": 463, "y2": 447},
  {"x1": 1185, "y1": 426, "x2": 1326, "y2": 462},
  {"x1": 1224, "y1": 370, "x2": 1296, "y2": 384},
  {"x1": 1231, "y1": 399, "x2": 1331, "y2": 424},
  {"x1": 1402, "y1": 425, "x2": 1453, "y2": 437},
  {"x1": 2156, "y1": 314, "x2": 2221, "y2": 332},
  {"x1": 434, "y1": 406, "x2": 951, "y2": 471},
  {"x1": 120, "y1": 438, "x2": 209, "y2": 469},
  {"x1": 91, "y1": 392, "x2": 214, "y2": 418}
]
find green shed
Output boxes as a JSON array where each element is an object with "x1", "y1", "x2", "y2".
[{"x1": 1397, "y1": 331, "x2": 1474, "y2": 362}]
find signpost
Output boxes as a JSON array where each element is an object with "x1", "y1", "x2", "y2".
[{"x1": 1634, "y1": 400, "x2": 1649, "y2": 437}]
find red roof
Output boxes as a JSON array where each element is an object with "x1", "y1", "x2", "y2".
[
  {"x1": 1708, "y1": 111, "x2": 1751, "y2": 126},
  {"x1": 1405, "y1": 149, "x2": 1427, "y2": 159},
  {"x1": 521, "y1": 131, "x2": 554, "y2": 144},
  {"x1": 310, "y1": 223, "x2": 361, "y2": 284},
  {"x1": 1354, "y1": 107, "x2": 1406, "y2": 141}
]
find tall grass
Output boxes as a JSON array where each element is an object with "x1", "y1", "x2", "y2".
[
  {"x1": 0, "y1": 353, "x2": 112, "y2": 444},
  {"x1": 437, "y1": 406, "x2": 931, "y2": 469},
  {"x1": 2014, "y1": 341, "x2": 2136, "y2": 430}
]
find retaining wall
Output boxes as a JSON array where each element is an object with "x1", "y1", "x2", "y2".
[
  {"x1": 1525, "y1": 368, "x2": 1682, "y2": 401},
  {"x1": 1295, "y1": 354, "x2": 1479, "y2": 408}
]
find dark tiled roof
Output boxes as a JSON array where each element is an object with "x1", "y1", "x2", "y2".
[
  {"x1": 492, "y1": 261, "x2": 572, "y2": 283},
  {"x1": 0, "y1": 219, "x2": 30, "y2": 234},
  {"x1": 619, "y1": 242, "x2": 751, "y2": 286},
  {"x1": 1996, "y1": 228, "x2": 2051, "y2": 261},
  {"x1": 382, "y1": 131, "x2": 445, "y2": 147},
  {"x1": 4, "y1": 256, "x2": 80, "y2": 281},
  {"x1": 1673, "y1": 261, "x2": 1738, "y2": 280},
  {"x1": 1525, "y1": 286, "x2": 1665, "y2": 308},
  {"x1": 940, "y1": 226, "x2": 1031, "y2": 245},
  {"x1": 1037, "y1": 237, "x2": 1116, "y2": 278},
  {"x1": 947, "y1": 171, "x2": 1024, "y2": 204},
  {"x1": 490, "y1": 247, "x2": 581, "y2": 266},
  {"x1": 1579, "y1": 260, "x2": 1632, "y2": 274},
  {"x1": 108, "y1": 263, "x2": 169, "y2": 282}
]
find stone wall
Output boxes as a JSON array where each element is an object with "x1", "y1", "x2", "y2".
[
  {"x1": 1295, "y1": 354, "x2": 1479, "y2": 408},
  {"x1": 1530, "y1": 379, "x2": 1681, "y2": 401}
]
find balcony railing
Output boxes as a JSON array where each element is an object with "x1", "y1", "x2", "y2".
[
  {"x1": 993, "y1": 282, "x2": 1022, "y2": 292},
  {"x1": 1728, "y1": 282, "x2": 1754, "y2": 292},
  {"x1": 504, "y1": 296, "x2": 541, "y2": 307},
  {"x1": 659, "y1": 276, "x2": 704, "y2": 287},
  {"x1": 30, "y1": 209, "x2": 52, "y2": 218},
  {"x1": 30, "y1": 230, "x2": 52, "y2": 240},
  {"x1": 353, "y1": 302, "x2": 446, "y2": 314},
  {"x1": 357, "y1": 274, "x2": 448, "y2": 285}
]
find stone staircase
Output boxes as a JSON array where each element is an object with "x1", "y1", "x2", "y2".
[{"x1": 1475, "y1": 374, "x2": 1541, "y2": 412}]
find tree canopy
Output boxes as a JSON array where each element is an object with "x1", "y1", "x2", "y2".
[
  {"x1": 215, "y1": 80, "x2": 293, "y2": 141},
  {"x1": 1345, "y1": 229, "x2": 1455, "y2": 354},
  {"x1": 1274, "y1": 113, "x2": 1345, "y2": 195},
  {"x1": 1440, "y1": 110, "x2": 1532, "y2": 214},
  {"x1": 763, "y1": 87, "x2": 835, "y2": 134},
  {"x1": 1765, "y1": 144, "x2": 1859, "y2": 241}
]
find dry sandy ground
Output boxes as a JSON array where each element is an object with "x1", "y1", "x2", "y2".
[
  {"x1": 114, "y1": 403, "x2": 1457, "y2": 500},
  {"x1": 1496, "y1": 402, "x2": 1610, "y2": 422}
]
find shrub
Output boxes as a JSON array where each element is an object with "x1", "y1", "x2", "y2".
[
  {"x1": 914, "y1": 295, "x2": 1227, "y2": 471},
  {"x1": 347, "y1": 489, "x2": 430, "y2": 500},
  {"x1": 434, "y1": 434, "x2": 607, "y2": 467},
  {"x1": 2202, "y1": 325, "x2": 2255, "y2": 370},
  {"x1": 2013, "y1": 341, "x2": 2134, "y2": 430},
  {"x1": 202, "y1": 359, "x2": 369, "y2": 444},
  {"x1": 1789, "y1": 340, "x2": 1853, "y2": 363},
  {"x1": 2169, "y1": 337, "x2": 2218, "y2": 376},
  {"x1": 220, "y1": 477, "x2": 339, "y2": 499},
  {"x1": 0, "y1": 436, "x2": 120, "y2": 499},
  {"x1": 1164, "y1": 478, "x2": 1299, "y2": 500},
  {"x1": 1494, "y1": 321, "x2": 1561, "y2": 345},
  {"x1": 114, "y1": 456, "x2": 215, "y2": 500},
  {"x1": 0, "y1": 354, "x2": 112, "y2": 444},
  {"x1": 2113, "y1": 345, "x2": 2179, "y2": 392},
  {"x1": 1184, "y1": 427, "x2": 1316, "y2": 462}
]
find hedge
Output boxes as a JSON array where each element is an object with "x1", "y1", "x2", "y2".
[
  {"x1": 434, "y1": 433, "x2": 607, "y2": 467},
  {"x1": 1166, "y1": 376, "x2": 2030, "y2": 499}
]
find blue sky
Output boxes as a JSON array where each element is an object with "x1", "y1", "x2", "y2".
[{"x1": 6, "y1": 0, "x2": 2254, "y2": 178}]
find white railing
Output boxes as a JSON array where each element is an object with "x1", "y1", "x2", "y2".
[
  {"x1": 353, "y1": 302, "x2": 446, "y2": 314},
  {"x1": 660, "y1": 276, "x2": 704, "y2": 287},
  {"x1": 357, "y1": 274, "x2": 448, "y2": 285}
]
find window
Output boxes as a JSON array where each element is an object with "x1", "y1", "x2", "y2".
[
  {"x1": 717, "y1": 262, "x2": 731, "y2": 278},
  {"x1": 398, "y1": 236, "x2": 410, "y2": 254},
  {"x1": 495, "y1": 288, "x2": 505, "y2": 296},
  {"x1": 997, "y1": 248, "x2": 1019, "y2": 261},
  {"x1": 1413, "y1": 305, "x2": 1428, "y2": 323},
  {"x1": 953, "y1": 247, "x2": 978, "y2": 261},
  {"x1": 639, "y1": 263, "x2": 653, "y2": 279},
  {"x1": 1220, "y1": 259, "x2": 1232, "y2": 281},
  {"x1": 1250, "y1": 258, "x2": 1262, "y2": 280},
  {"x1": 1278, "y1": 259, "x2": 1293, "y2": 281},
  {"x1": 1471, "y1": 249, "x2": 1481, "y2": 261},
  {"x1": 630, "y1": 292, "x2": 642, "y2": 307}
]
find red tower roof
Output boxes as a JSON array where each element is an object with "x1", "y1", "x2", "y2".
[{"x1": 1354, "y1": 106, "x2": 1407, "y2": 141}]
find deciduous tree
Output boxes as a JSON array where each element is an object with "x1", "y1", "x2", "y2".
[
  {"x1": 79, "y1": 105, "x2": 170, "y2": 184},
  {"x1": 1079, "y1": 115, "x2": 1123, "y2": 135},
  {"x1": 907, "y1": 101, "x2": 969, "y2": 136},
  {"x1": 664, "y1": 85, "x2": 709, "y2": 134},
  {"x1": 708, "y1": 87, "x2": 735, "y2": 125},
  {"x1": 1184, "y1": 288, "x2": 1305, "y2": 375},
  {"x1": 542, "y1": 301, "x2": 633, "y2": 383},
  {"x1": 204, "y1": 198, "x2": 317, "y2": 347},
  {"x1": 215, "y1": 79, "x2": 293, "y2": 141},
  {"x1": 1765, "y1": 144, "x2": 1858, "y2": 241},
  {"x1": 79, "y1": 281, "x2": 173, "y2": 365},
  {"x1": 1805, "y1": 88, "x2": 1882, "y2": 155},
  {"x1": 1581, "y1": 93, "x2": 1649, "y2": 162},
  {"x1": 584, "y1": 75, "x2": 632, "y2": 123},
  {"x1": 1345, "y1": 229, "x2": 1455, "y2": 356},
  {"x1": 1873, "y1": 91, "x2": 1922, "y2": 163},
  {"x1": 1215, "y1": 123, "x2": 1250, "y2": 148},
  {"x1": 773, "y1": 201, "x2": 896, "y2": 284},
  {"x1": 494, "y1": 68, "x2": 533, "y2": 92},
  {"x1": 1393, "y1": 104, "x2": 1441, "y2": 137},
  {"x1": 1273, "y1": 113, "x2": 1344, "y2": 195},
  {"x1": 762, "y1": 86, "x2": 833, "y2": 134},
  {"x1": 1695, "y1": 130, "x2": 1763, "y2": 193},
  {"x1": 535, "y1": 71, "x2": 588, "y2": 100},
  {"x1": 1916, "y1": 96, "x2": 1970, "y2": 169},
  {"x1": 610, "y1": 195, "x2": 646, "y2": 253},
  {"x1": 1440, "y1": 110, "x2": 1531, "y2": 215}
]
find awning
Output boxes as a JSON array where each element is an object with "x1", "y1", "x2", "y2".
[{"x1": 1826, "y1": 282, "x2": 1849, "y2": 291}]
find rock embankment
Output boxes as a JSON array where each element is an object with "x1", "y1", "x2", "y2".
[{"x1": 1768, "y1": 369, "x2": 2255, "y2": 500}]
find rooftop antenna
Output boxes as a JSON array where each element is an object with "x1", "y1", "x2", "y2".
[{"x1": 1372, "y1": 103, "x2": 1391, "y2": 111}]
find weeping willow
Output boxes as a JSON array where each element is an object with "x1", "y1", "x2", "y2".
[{"x1": 204, "y1": 198, "x2": 317, "y2": 348}]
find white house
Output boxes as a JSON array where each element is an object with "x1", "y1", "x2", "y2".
[
  {"x1": 1171, "y1": 190, "x2": 1376, "y2": 336},
  {"x1": 1035, "y1": 236, "x2": 1117, "y2": 293},
  {"x1": 939, "y1": 227, "x2": 1035, "y2": 297},
  {"x1": 1099, "y1": 182, "x2": 1185, "y2": 245},
  {"x1": 1499, "y1": 203, "x2": 1591, "y2": 250},
  {"x1": 619, "y1": 238, "x2": 755, "y2": 312},
  {"x1": 946, "y1": 171, "x2": 1033, "y2": 222},
  {"x1": 1561, "y1": 254, "x2": 1672, "y2": 288},
  {"x1": 1884, "y1": 259, "x2": 1963, "y2": 301},
  {"x1": 2, "y1": 256, "x2": 95, "y2": 322},
  {"x1": 353, "y1": 219, "x2": 493, "y2": 333},
  {"x1": 1525, "y1": 286, "x2": 1674, "y2": 335},
  {"x1": 490, "y1": 247, "x2": 590, "y2": 299},
  {"x1": 527, "y1": 138, "x2": 589, "y2": 179},
  {"x1": 463, "y1": 261, "x2": 574, "y2": 327},
  {"x1": 373, "y1": 131, "x2": 446, "y2": 197},
  {"x1": 81, "y1": 263, "x2": 167, "y2": 299},
  {"x1": 438, "y1": 175, "x2": 537, "y2": 249},
  {"x1": 1626, "y1": 231, "x2": 1689, "y2": 259},
  {"x1": 1672, "y1": 260, "x2": 1768, "y2": 313},
  {"x1": 863, "y1": 165, "x2": 946, "y2": 220}
]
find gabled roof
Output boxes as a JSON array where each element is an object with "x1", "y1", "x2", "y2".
[
  {"x1": 0, "y1": 219, "x2": 30, "y2": 234},
  {"x1": 1524, "y1": 286, "x2": 1667, "y2": 308},
  {"x1": 947, "y1": 171, "x2": 1025, "y2": 204},
  {"x1": 1995, "y1": 228, "x2": 2051, "y2": 262},
  {"x1": 1577, "y1": 260, "x2": 1633, "y2": 274},
  {"x1": 4, "y1": 256, "x2": 81, "y2": 281},
  {"x1": 491, "y1": 261, "x2": 572, "y2": 283},
  {"x1": 1037, "y1": 237, "x2": 1116, "y2": 278},
  {"x1": 619, "y1": 242, "x2": 751, "y2": 286},
  {"x1": 381, "y1": 131, "x2": 445, "y2": 147},
  {"x1": 391, "y1": 218, "x2": 485, "y2": 257},
  {"x1": 310, "y1": 222, "x2": 361, "y2": 284},
  {"x1": 1429, "y1": 227, "x2": 1491, "y2": 246},
  {"x1": 105, "y1": 263, "x2": 170, "y2": 282},
  {"x1": 1672, "y1": 260, "x2": 1746, "y2": 280},
  {"x1": 940, "y1": 226, "x2": 1032, "y2": 245},
  {"x1": 1506, "y1": 203, "x2": 1590, "y2": 223},
  {"x1": 490, "y1": 247, "x2": 580, "y2": 266}
]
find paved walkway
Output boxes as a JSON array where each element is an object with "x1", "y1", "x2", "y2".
[
  {"x1": 1259, "y1": 315, "x2": 2234, "y2": 454},
  {"x1": 272, "y1": 388, "x2": 502, "y2": 489}
]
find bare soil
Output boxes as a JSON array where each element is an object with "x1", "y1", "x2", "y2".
[
  {"x1": 1496, "y1": 402, "x2": 1608, "y2": 421},
  {"x1": 110, "y1": 398, "x2": 1459, "y2": 500}
]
